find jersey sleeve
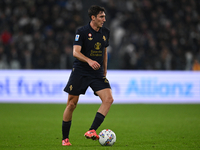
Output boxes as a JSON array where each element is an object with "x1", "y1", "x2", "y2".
[
  {"x1": 73, "y1": 29, "x2": 84, "y2": 46},
  {"x1": 105, "y1": 30, "x2": 110, "y2": 47}
]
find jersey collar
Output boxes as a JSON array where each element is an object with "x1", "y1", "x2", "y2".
[{"x1": 88, "y1": 22, "x2": 102, "y2": 33}]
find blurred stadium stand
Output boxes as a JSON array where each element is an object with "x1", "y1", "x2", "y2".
[{"x1": 0, "y1": 0, "x2": 199, "y2": 70}]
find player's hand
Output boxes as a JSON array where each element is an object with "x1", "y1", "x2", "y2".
[{"x1": 88, "y1": 60, "x2": 100, "y2": 70}]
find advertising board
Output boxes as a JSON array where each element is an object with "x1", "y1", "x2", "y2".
[{"x1": 0, "y1": 70, "x2": 200, "y2": 103}]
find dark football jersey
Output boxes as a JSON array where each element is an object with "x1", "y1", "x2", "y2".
[{"x1": 72, "y1": 23, "x2": 110, "y2": 78}]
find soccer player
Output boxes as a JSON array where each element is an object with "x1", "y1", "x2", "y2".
[{"x1": 62, "y1": 5, "x2": 114, "y2": 146}]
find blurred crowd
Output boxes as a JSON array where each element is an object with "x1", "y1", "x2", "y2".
[{"x1": 0, "y1": 0, "x2": 200, "y2": 70}]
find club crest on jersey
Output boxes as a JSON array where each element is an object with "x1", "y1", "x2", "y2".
[
  {"x1": 103, "y1": 77, "x2": 109, "y2": 83},
  {"x1": 75, "y1": 34, "x2": 79, "y2": 41},
  {"x1": 103, "y1": 35, "x2": 106, "y2": 41},
  {"x1": 69, "y1": 85, "x2": 73, "y2": 91},
  {"x1": 88, "y1": 33, "x2": 93, "y2": 40}
]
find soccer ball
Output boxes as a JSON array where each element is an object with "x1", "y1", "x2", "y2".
[{"x1": 98, "y1": 129, "x2": 116, "y2": 146}]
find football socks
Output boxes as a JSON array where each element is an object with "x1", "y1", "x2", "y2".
[
  {"x1": 62, "y1": 120, "x2": 71, "y2": 140},
  {"x1": 89, "y1": 112, "x2": 105, "y2": 131}
]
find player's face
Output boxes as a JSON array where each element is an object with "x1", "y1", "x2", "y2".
[{"x1": 94, "y1": 11, "x2": 106, "y2": 28}]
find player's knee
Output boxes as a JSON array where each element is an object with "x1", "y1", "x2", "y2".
[
  {"x1": 105, "y1": 96, "x2": 114, "y2": 105},
  {"x1": 67, "y1": 100, "x2": 77, "y2": 111}
]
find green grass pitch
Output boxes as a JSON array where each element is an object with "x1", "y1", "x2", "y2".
[{"x1": 0, "y1": 103, "x2": 200, "y2": 150}]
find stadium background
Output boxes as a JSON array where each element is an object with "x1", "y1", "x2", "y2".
[
  {"x1": 0, "y1": 0, "x2": 200, "y2": 103},
  {"x1": 0, "y1": 0, "x2": 200, "y2": 70}
]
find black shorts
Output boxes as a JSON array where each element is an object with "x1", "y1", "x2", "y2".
[{"x1": 64, "y1": 70, "x2": 111, "y2": 96}]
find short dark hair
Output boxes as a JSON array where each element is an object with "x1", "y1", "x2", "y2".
[{"x1": 88, "y1": 5, "x2": 106, "y2": 20}]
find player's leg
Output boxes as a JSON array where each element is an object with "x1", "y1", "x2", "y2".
[
  {"x1": 62, "y1": 94, "x2": 79, "y2": 146},
  {"x1": 89, "y1": 88, "x2": 113, "y2": 130},
  {"x1": 63, "y1": 94, "x2": 79, "y2": 121},
  {"x1": 96, "y1": 88, "x2": 113, "y2": 116},
  {"x1": 84, "y1": 88, "x2": 113, "y2": 140}
]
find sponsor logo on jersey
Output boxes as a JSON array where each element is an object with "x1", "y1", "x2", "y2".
[{"x1": 94, "y1": 42, "x2": 101, "y2": 50}]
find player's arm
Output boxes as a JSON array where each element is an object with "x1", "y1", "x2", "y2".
[
  {"x1": 103, "y1": 47, "x2": 108, "y2": 76},
  {"x1": 73, "y1": 45, "x2": 100, "y2": 70}
]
